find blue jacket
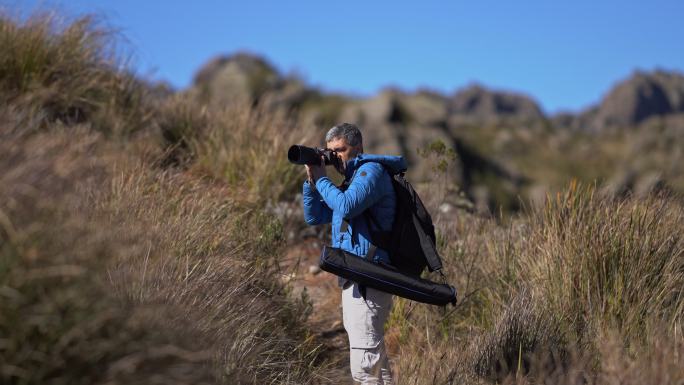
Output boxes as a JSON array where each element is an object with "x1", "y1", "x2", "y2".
[{"x1": 303, "y1": 154, "x2": 407, "y2": 263}]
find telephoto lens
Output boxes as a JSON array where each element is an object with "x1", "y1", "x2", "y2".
[{"x1": 288, "y1": 145, "x2": 319, "y2": 165}]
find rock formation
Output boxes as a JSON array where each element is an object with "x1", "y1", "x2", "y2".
[
  {"x1": 190, "y1": 54, "x2": 684, "y2": 211},
  {"x1": 567, "y1": 70, "x2": 684, "y2": 131},
  {"x1": 449, "y1": 84, "x2": 544, "y2": 122}
]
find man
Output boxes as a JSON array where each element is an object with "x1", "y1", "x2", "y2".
[{"x1": 302, "y1": 122, "x2": 406, "y2": 384}]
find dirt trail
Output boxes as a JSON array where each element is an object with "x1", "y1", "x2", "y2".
[
  {"x1": 282, "y1": 238, "x2": 351, "y2": 383},
  {"x1": 282, "y1": 238, "x2": 404, "y2": 383}
]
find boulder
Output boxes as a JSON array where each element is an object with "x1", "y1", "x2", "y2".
[
  {"x1": 400, "y1": 90, "x2": 448, "y2": 127},
  {"x1": 192, "y1": 53, "x2": 282, "y2": 105},
  {"x1": 337, "y1": 90, "x2": 406, "y2": 156},
  {"x1": 448, "y1": 84, "x2": 545, "y2": 122}
]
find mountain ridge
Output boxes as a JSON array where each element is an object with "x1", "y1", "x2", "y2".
[{"x1": 191, "y1": 52, "x2": 684, "y2": 132}]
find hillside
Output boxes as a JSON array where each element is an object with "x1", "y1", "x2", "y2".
[
  {"x1": 194, "y1": 53, "x2": 684, "y2": 213},
  {"x1": 1, "y1": 13, "x2": 683, "y2": 385}
]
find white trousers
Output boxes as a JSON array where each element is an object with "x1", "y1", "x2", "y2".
[{"x1": 342, "y1": 282, "x2": 394, "y2": 384}]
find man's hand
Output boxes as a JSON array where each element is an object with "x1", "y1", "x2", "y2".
[{"x1": 305, "y1": 156, "x2": 327, "y2": 186}]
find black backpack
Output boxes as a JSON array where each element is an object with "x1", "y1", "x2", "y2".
[{"x1": 363, "y1": 167, "x2": 444, "y2": 277}]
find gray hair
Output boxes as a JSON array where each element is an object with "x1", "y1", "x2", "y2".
[{"x1": 325, "y1": 123, "x2": 363, "y2": 147}]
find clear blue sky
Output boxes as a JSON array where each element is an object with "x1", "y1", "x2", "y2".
[{"x1": 6, "y1": 0, "x2": 684, "y2": 113}]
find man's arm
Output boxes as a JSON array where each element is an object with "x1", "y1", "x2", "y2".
[
  {"x1": 302, "y1": 180, "x2": 333, "y2": 225},
  {"x1": 315, "y1": 163, "x2": 384, "y2": 220}
]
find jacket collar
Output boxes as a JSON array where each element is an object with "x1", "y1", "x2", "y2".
[
  {"x1": 343, "y1": 153, "x2": 407, "y2": 180},
  {"x1": 344, "y1": 156, "x2": 358, "y2": 181}
]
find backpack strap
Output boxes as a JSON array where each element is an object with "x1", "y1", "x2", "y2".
[
  {"x1": 363, "y1": 210, "x2": 392, "y2": 241},
  {"x1": 362, "y1": 212, "x2": 380, "y2": 262},
  {"x1": 362, "y1": 206, "x2": 393, "y2": 261},
  {"x1": 395, "y1": 173, "x2": 443, "y2": 272},
  {"x1": 337, "y1": 162, "x2": 393, "y2": 261}
]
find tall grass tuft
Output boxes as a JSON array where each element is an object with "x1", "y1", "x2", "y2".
[
  {"x1": 390, "y1": 182, "x2": 684, "y2": 384},
  {"x1": 520, "y1": 182, "x2": 684, "y2": 346},
  {"x1": 0, "y1": 12, "x2": 152, "y2": 135},
  {"x1": 0, "y1": 124, "x2": 216, "y2": 384},
  {"x1": 103, "y1": 161, "x2": 322, "y2": 384},
  {"x1": 470, "y1": 290, "x2": 567, "y2": 381},
  {"x1": 187, "y1": 102, "x2": 310, "y2": 204}
]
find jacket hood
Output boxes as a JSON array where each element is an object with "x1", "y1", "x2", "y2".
[{"x1": 345, "y1": 153, "x2": 407, "y2": 179}]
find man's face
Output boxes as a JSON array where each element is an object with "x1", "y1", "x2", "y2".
[{"x1": 326, "y1": 137, "x2": 362, "y2": 175}]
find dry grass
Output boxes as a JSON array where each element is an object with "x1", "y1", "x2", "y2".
[
  {"x1": 0, "y1": 123, "x2": 215, "y2": 385},
  {"x1": 103, "y1": 160, "x2": 323, "y2": 384},
  {"x1": 521, "y1": 183, "x2": 684, "y2": 345},
  {"x1": 156, "y1": 93, "x2": 311, "y2": 204},
  {"x1": 0, "y1": 13, "x2": 326, "y2": 385},
  {"x1": 387, "y1": 181, "x2": 684, "y2": 384},
  {"x1": 186, "y1": 101, "x2": 309, "y2": 203},
  {"x1": 0, "y1": 110, "x2": 328, "y2": 384},
  {"x1": 0, "y1": 12, "x2": 153, "y2": 135}
]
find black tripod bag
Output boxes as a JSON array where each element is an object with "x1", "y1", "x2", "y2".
[{"x1": 320, "y1": 245, "x2": 457, "y2": 306}]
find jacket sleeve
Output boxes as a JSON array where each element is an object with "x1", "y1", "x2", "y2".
[
  {"x1": 302, "y1": 180, "x2": 333, "y2": 225},
  {"x1": 315, "y1": 163, "x2": 384, "y2": 220}
]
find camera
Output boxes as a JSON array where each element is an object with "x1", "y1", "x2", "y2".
[{"x1": 288, "y1": 145, "x2": 341, "y2": 168}]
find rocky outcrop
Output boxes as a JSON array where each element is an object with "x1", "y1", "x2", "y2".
[
  {"x1": 448, "y1": 84, "x2": 545, "y2": 122},
  {"x1": 192, "y1": 55, "x2": 684, "y2": 135},
  {"x1": 192, "y1": 53, "x2": 282, "y2": 105},
  {"x1": 338, "y1": 89, "x2": 452, "y2": 168},
  {"x1": 573, "y1": 70, "x2": 684, "y2": 131},
  {"x1": 401, "y1": 90, "x2": 449, "y2": 127},
  {"x1": 191, "y1": 52, "x2": 319, "y2": 110},
  {"x1": 190, "y1": 53, "x2": 355, "y2": 130}
]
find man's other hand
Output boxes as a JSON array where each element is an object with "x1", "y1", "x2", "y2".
[{"x1": 305, "y1": 156, "x2": 327, "y2": 185}]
